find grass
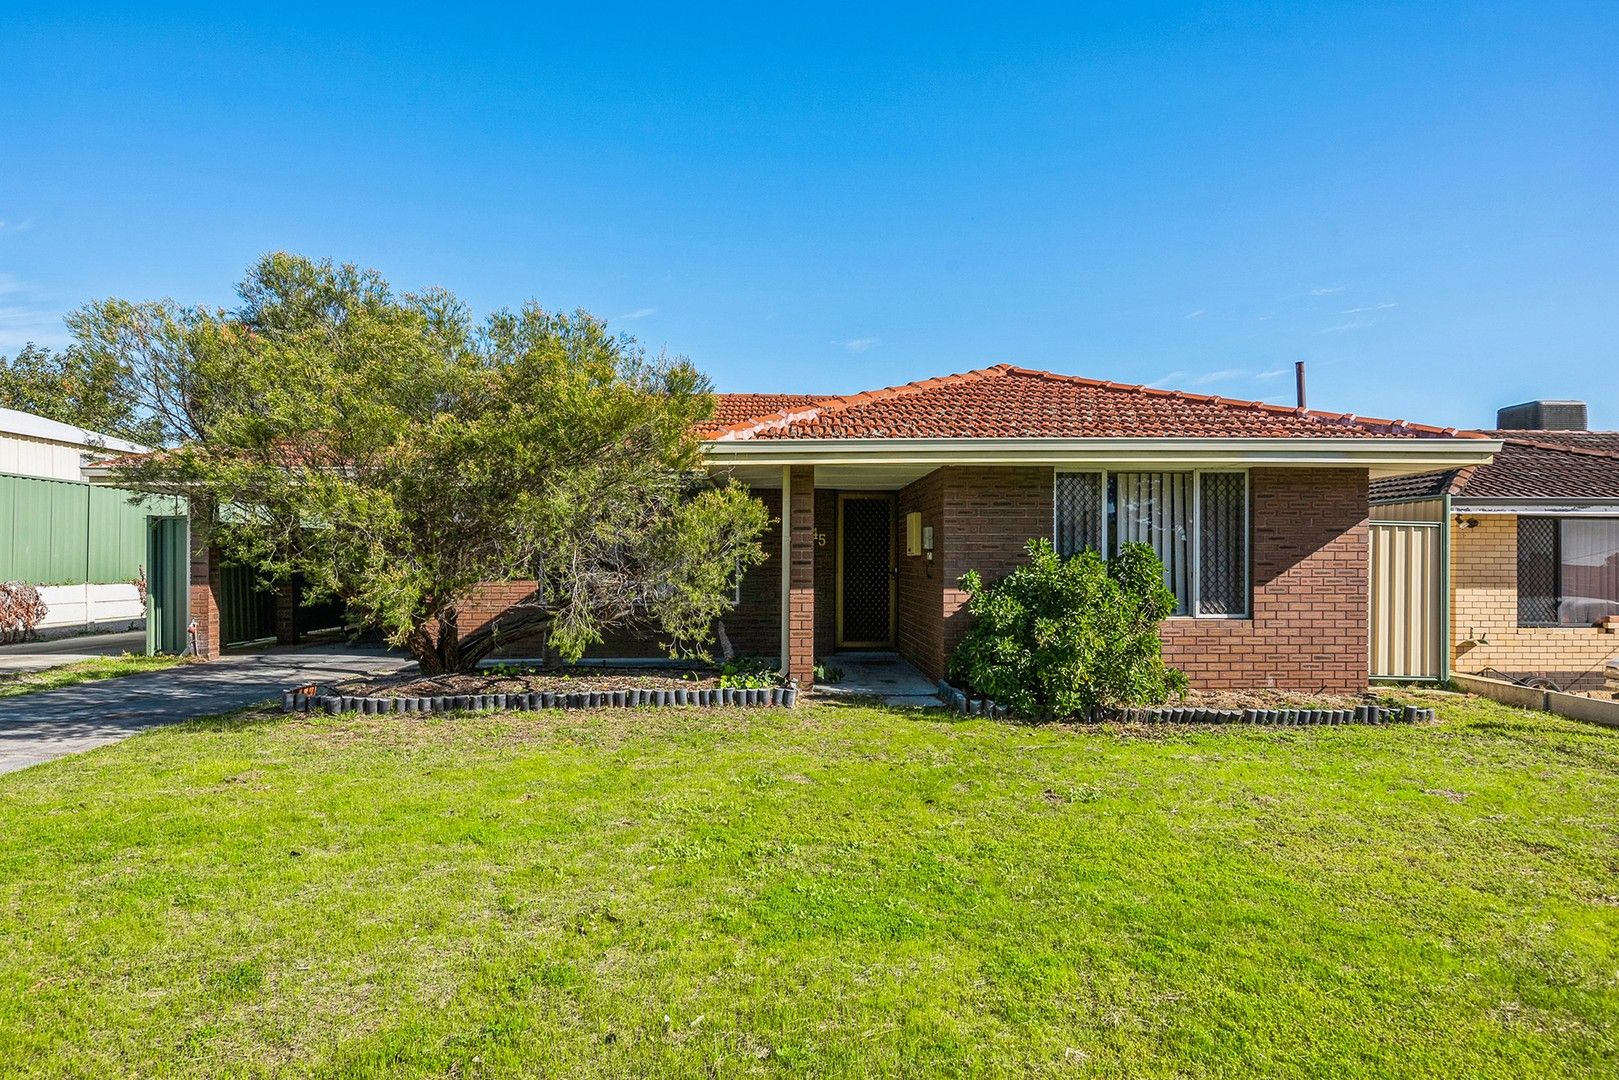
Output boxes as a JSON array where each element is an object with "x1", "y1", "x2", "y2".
[
  {"x1": 0, "y1": 696, "x2": 1615, "y2": 1077},
  {"x1": 0, "y1": 651, "x2": 184, "y2": 698}
]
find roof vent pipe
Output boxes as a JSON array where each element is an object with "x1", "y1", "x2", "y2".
[{"x1": 1295, "y1": 361, "x2": 1307, "y2": 410}]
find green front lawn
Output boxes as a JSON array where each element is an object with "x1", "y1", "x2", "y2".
[
  {"x1": 0, "y1": 697, "x2": 1615, "y2": 1076},
  {"x1": 0, "y1": 652, "x2": 184, "y2": 699}
]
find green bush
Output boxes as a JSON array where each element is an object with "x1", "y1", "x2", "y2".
[
  {"x1": 718, "y1": 655, "x2": 781, "y2": 689},
  {"x1": 948, "y1": 539, "x2": 1189, "y2": 718}
]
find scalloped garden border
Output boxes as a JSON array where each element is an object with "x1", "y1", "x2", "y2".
[{"x1": 282, "y1": 685, "x2": 798, "y2": 714}]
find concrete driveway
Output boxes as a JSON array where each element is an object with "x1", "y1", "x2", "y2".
[
  {"x1": 0, "y1": 630, "x2": 148, "y2": 674},
  {"x1": 0, "y1": 644, "x2": 410, "y2": 775}
]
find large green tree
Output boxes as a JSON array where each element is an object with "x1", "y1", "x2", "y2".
[
  {"x1": 82, "y1": 253, "x2": 769, "y2": 673},
  {"x1": 0, "y1": 341, "x2": 164, "y2": 444}
]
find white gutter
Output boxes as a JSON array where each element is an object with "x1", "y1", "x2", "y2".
[
  {"x1": 703, "y1": 436, "x2": 1502, "y2": 473},
  {"x1": 1452, "y1": 499, "x2": 1619, "y2": 515}
]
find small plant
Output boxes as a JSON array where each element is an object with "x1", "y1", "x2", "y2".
[
  {"x1": 813, "y1": 660, "x2": 844, "y2": 683},
  {"x1": 484, "y1": 662, "x2": 542, "y2": 678},
  {"x1": 948, "y1": 539, "x2": 1188, "y2": 719},
  {"x1": 718, "y1": 655, "x2": 782, "y2": 689}
]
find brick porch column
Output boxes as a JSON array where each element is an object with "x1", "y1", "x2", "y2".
[
  {"x1": 187, "y1": 511, "x2": 222, "y2": 660},
  {"x1": 783, "y1": 465, "x2": 816, "y2": 685},
  {"x1": 274, "y1": 579, "x2": 301, "y2": 645}
]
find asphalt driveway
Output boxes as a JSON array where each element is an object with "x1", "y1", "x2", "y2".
[
  {"x1": 0, "y1": 644, "x2": 410, "y2": 775},
  {"x1": 0, "y1": 630, "x2": 149, "y2": 675}
]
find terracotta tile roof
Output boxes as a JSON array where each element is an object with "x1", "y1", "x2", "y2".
[
  {"x1": 710, "y1": 393, "x2": 822, "y2": 429},
  {"x1": 1370, "y1": 430, "x2": 1619, "y2": 503},
  {"x1": 703, "y1": 364, "x2": 1482, "y2": 441}
]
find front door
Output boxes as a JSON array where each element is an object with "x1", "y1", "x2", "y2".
[{"x1": 837, "y1": 493, "x2": 895, "y2": 648}]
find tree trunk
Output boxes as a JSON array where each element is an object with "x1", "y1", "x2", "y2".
[{"x1": 406, "y1": 605, "x2": 554, "y2": 675}]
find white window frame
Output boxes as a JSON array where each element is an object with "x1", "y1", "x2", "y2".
[{"x1": 1053, "y1": 468, "x2": 1251, "y2": 620}]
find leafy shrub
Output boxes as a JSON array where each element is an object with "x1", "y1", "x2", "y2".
[
  {"x1": 718, "y1": 655, "x2": 781, "y2": 689},
  {"x1": 948, "y1": 539, "x2": 1188, "y2": 718}
]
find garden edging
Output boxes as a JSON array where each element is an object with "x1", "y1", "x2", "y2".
[
  {"x1": 283, "y1": 685, "x2": 798, "y2": 714},
  {"x1": 935, "y1": 680, "x2": 1434, "y2": 725}
]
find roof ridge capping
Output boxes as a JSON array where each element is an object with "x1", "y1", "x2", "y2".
[
  {"x1": 1497, "y1": 434, "x2": 1619, "y2": 462},
  {"x1": 706, "y1": 363, "x2": 1017, "y2": 441},
  {"x1": 995, "y1": 366, "x2": 1484, "y2": 438},
  {"x1": 704, "y1": 363, "x2": 1491, "y2": 441}
]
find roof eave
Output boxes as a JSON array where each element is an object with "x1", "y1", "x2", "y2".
[{"x1": 702, "y1": 436, "x2": 1503, "y2": 474}]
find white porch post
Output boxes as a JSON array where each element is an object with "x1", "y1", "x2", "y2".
[{"x1": 780, "y1": 464, "x2": 792, "y2": 675}]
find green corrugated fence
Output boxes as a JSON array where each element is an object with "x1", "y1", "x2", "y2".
[{"x1": 0, "y1": 472, "x2": 185, "y2": 586}]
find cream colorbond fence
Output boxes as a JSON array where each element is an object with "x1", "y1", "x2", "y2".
[{"x1": 1370, "y1": 520, "x2": 1444, "y2": 680}]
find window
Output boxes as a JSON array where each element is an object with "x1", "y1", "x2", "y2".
[
  {"x1": 1054, "y1": 470, "x2": 1249, "y2": 617},
  {"x1": 1518, "y1": 517, "x2": 1619, "y2": 627}
]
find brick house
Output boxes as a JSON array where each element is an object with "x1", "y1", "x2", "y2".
[
  {"x1": 699, "y1": 365, "x2": 1494, "y2": 692},
  {"x1": 138, "y1": 365, "x2": 1501, "y2": 692},
  {"x1": 1372, "y1": 400, "x2": 1619, "y2": 690}
]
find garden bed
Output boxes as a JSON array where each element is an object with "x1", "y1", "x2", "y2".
[
  {"x1": 937, "y1": 679, "x2": 1433, "y2": 724},
  {"x1": 333, "y1": 665, "x2": 727, "y2": 698},
  {"x1": 289, "y1": 664, "x2": 796, "y2": 714}
]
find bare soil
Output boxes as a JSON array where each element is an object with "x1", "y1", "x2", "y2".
[{"x1": 1175, "y1": 687, "x2": 1386, "y2": 710}]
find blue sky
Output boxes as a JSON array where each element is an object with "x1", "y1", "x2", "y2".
[{"x1": 3, "y1": 3, "x2": 1615, "y2": 428}]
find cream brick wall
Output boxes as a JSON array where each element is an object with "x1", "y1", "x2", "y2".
[{"x1": 1451, "y1": 514, "x2": 1619, "y2": 687}]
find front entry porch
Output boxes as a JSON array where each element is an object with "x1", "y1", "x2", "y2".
[
  {"x1": 750, "y1": 462, "x2": 958, "y2": 687},
  {"x1": 815, "y1": 652, "x2": 940, "y2": 707}
]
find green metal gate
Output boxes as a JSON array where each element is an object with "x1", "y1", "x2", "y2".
[
  {"x1": 146, "y1": 516, "x2": 189, "y2": 655},
  {"x1": 218, "y1": 563, "x2": 278, "y2": 647}
]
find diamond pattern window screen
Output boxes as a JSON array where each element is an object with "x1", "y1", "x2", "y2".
[
  {"x1": 1517, "y1": 517, "x2": 1559, "y2": 626},
  {"x1": 1054, "y1": 472, "x2": 1103, "y2": 555},
  {"x1": 1517, "y1": 517, "x2": 1619, "y2": 627},
  {"x1": 1198, "y1": 472, "x2": 1248, "y2": 616}
]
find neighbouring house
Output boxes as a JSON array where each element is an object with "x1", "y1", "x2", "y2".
[
  {"x1": 0, "y1": 407, "x2": 182, "y2": 640},
  {"x1": 1371, "y1": 399, "x2": 1619, "y2": 691}
]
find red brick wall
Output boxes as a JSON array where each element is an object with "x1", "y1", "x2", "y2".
[
  {"x1": 188, "y1": 531, "x2": 222, "y2": 659},
  {"x1": 1161, "y1": 468, "x2": 1369, "y2": 692},
  {"x1": 814, "y1": 489, "x2": 838, "y2": 658},
  {"x1": 468, "y1": 487, "x2": 786, "y2": 662},
  {"x1": 786, "y1": 465, "x2": 816, "y2": 682},
  {"x1": 938, "y1": 467, "x2": 1055, "y2": 676},
  {"x1": 896, "y1": 469, "x2": 949, "y2": 678},
  {"x1": 448, "y1": 465, "x2": 1370, "y2": 693},
  {"x1": 724, "y1": 488, "x2": 783, "y2": 658},
  {"x1": 894, "y1": 465, "x2": 1370, "y2": 693}
]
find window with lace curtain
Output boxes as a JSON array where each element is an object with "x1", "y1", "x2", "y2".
[{"x1": 1054, "y1": 470, "x2": 1249, "y2": 617}]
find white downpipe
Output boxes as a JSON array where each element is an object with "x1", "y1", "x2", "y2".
[{"x1": 780, "y1": 464, "x2": 792, "y2": 675}]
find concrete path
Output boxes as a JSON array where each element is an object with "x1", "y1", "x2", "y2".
[
  {"x1": 0, "y1": 630, "x2": 148, "y2": 674},
  {"x1": 0, "y1": 644, "x2": 410, "y2": 775},
  {"x1": 816, "y1": 652, "x2": 942, "y2": 707}
]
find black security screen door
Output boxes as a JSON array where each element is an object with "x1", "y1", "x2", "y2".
[{"x1": 838, "y1": 495, "x2": 894, "y2": 647}]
